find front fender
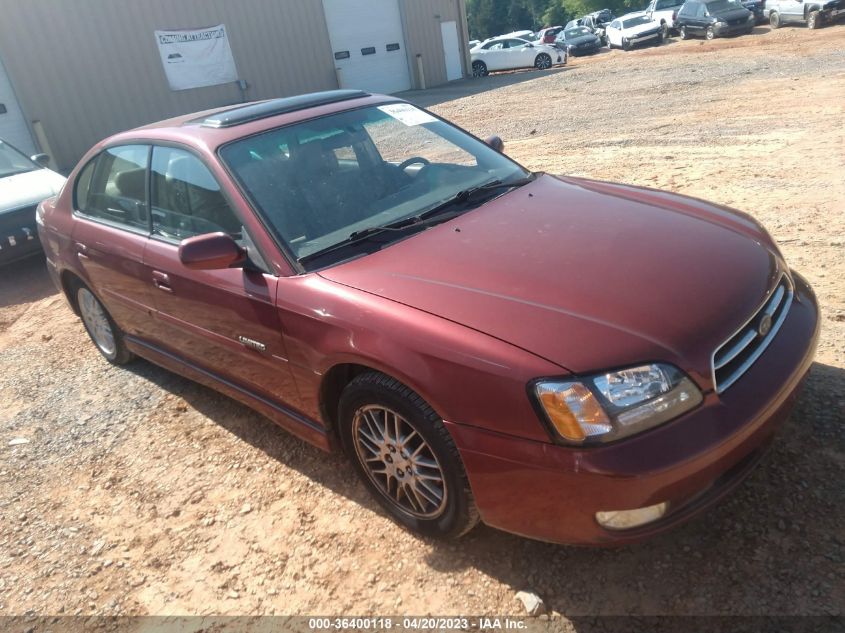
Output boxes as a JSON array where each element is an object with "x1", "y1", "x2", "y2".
[{"x1": 275, "y1": 273, "x2": 563, "y2": 443}]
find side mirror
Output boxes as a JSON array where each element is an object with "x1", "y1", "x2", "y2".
[
  {"x1": 524, "y1": 42, "x2": 534, "y2": 48},
  {"x1": 31, "y1": 153, "x2": 50, "y2": 167},
  {"x1": 485, "y1": 135, "x2": 505, "y2": 153},
  {"x1": 179, "y1": 232, "x2": 245, "y2": 270}
]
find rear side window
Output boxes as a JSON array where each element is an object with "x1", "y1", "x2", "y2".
[
  {"x1": 150, "y1": 146, "x2": 241, "y2": 240},
  {"x1": 76, "y1": 145, "x2": 149, "y2": 231}
]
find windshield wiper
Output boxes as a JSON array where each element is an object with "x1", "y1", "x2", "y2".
[{"x1": 299, "y1": 174, "x2": 535, "y2": 265}]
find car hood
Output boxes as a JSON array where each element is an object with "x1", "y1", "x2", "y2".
[
  {"x1": 564, "y1": 34, "x2": 600, "y2": 45},
  {"x1": 319, "y1": 174, "x2": 781, "y2": 388},
  {"x1": 623, "y1": 21, "x2": 660, "y2": 35},
  {"x1": 0, "y1": 168, "x2": 66, "y2": 212},
  {"x1": 714, "y1": 7, "x2": 752, "y2": 18}
]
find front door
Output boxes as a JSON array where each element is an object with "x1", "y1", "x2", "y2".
[
  {"x1": 71, "y1": 144, "x2": 157, "y2": 339},
  {"x1": 142, "y1": 145, "x2": 299, "y2": 407}
]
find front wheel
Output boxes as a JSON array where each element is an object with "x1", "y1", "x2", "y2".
[
  {"x1": 339, "y1": 372, "x2": 480, "y2": 539},
  {"x1": 705, "y1": 25, "x2": 715, "y2": 40},
  {"x1": 807, "y1": 10, "x2": 820, "y2": 29},
  {"x1": 534, "y1": 53, "x2": 552, "y2": 70},
  {"x1": 770, "y1": 11, "x2": 781, "y2": 28},
  {"x1": 679, "y1": 25, "x2": 689, "y2": 39},
  {"x1": 75, "y1": 284, "x2": 133, "y2": 365},
  {"x1": 471, "y1": 60, "x2": 488, "y2": 77},
  {"x1": 622, "y1": 39, "x2": 631, "y2": 50}
]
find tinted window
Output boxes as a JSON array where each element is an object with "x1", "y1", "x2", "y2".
[
  {"x1": 656, "y1": 0, "x2": 682, "y2": 8},
  {"x1": 696, "y1": 3, "x2": 708, "y2": 15},
  {"x1": 77, "y1": 145, "x2": 149, "y2": 231},
  {"x1": 679, "y1": 2, "x2": 697, "y2": 15},
  {"x1": 622, "y1": 15, "x2": 652, "y2": 27},
  {"x1": 150, "y1": 147, "x2": 241, "y2": 240}
]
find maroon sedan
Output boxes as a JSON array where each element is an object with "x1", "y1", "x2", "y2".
[{"x1": 37, "y1": 90, "x2": 818, "y2": 545}]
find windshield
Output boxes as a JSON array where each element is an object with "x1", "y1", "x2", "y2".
[
  {"x1": 622, "y1": 15, "x2": 652, "y2": 28},
  {"x1": 563, "y1": 27, "x2": 592, "y2": 38},
  {"x1": 706, "y1": 0, "x2": 743, "y2": 9},
  {"x1": 0, "y1": 140, "x2": 39, "y2": 178},
  {"x1": 220, "y1": 103, "x2": 529, "y2": 263}
]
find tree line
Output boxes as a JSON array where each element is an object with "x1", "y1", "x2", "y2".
[{"x1": 466, "y1": 0, "x2": 647, "y2": 39}]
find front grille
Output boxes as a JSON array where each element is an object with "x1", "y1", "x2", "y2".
[{"x1": 712, "y1": 275, "x2": 793, "y2": 393}]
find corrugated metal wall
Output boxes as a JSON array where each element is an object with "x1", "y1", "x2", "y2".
[
  {"x1": 0, "y1": 0, "x2": 339, "y2": 170},
  {"x1": 400, "y1": 0, "x2": 470, "y2": 89}
]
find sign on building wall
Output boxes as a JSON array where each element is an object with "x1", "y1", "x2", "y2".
[{"x1": 154, "y1": 24, "x2": 238, "y2": 91}]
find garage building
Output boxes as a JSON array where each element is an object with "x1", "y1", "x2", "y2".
[{"x1": 0, "y1": 0, "x2": 470, "y2": 171}]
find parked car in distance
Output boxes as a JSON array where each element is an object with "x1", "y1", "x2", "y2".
[
  {"x1": 739, "y1": 0, "x2": 766, "y2": 22},
  {"x1": 535, "y1": 26, "x2": 563, "y2": 43},
  {"x1": 566, "y1": 10, "x2": 616, "y2": 44},
  {"x1": 39, "y1": 89, "x2": 819, "y2": 545},
  {"x1": 765, "y1": 0, "x2": 845, "y2": 28},
  {"x1": 556, "y1": 25, "x2": 603, "y2": 56},
  {"x1": 606, "y1": 12, "x2": 665, "y2": 49},
  {"x1": 645, "y1": 0, "x2": 686, "y2": 34},
  {"x1": 676, "y1": 0, "x2": 755, "y2": 39},
  {"x1": 468, "y1": 39, "x2": 481, "y2": 48},
  {"x1": 471, "y1": 37, "x2": 564, "y2": 76},
  {"x1": 0, "y1": 139, "x2": 66, "y2": 265}
]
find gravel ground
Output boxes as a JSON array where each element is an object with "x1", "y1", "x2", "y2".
[{"x1": 1, "y1": 23, "x2": 844, "y2": 628}]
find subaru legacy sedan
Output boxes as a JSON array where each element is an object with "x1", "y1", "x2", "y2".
[{"x1": 38, "y1": 90, "x2": 818, "y2": 545}]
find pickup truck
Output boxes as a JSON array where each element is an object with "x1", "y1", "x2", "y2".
[
  {"x1": 765, "y1": 0, "x2": 845, "y2": 28},
  {"x1": 645, "y1": 0, "x2": 686, "y2": 33}
]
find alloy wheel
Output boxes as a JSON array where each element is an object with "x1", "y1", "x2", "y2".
[
  {"x1": 78, "y1": 288, "x2": 116, "y2": 356},
  {"x1": 352, "y1": 405, "x2": 448, "y2": 519}
]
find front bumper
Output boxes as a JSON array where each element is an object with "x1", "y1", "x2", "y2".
[
  {"x1": 714, "y1": 20, "x2": 753, "y2": 35},
  {"x1": 448, "y1": 271, "x2": 819, "y2": 545},
  {"x1": 0, "y1": 206, "x2": 42, "y2": 265}
]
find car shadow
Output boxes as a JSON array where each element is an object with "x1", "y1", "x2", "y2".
[
  {"x1": 398, "y1": 66, "x2": 570, "y2": 109},
  {"x1": 0, "y1": 254, "x2": 58, "y2": 309},
  {"x1": 124, "y1": 355, "x2": 844, "y2": 617}
]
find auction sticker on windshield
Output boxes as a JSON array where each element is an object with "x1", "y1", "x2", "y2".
[{"x1": 377, "y1": 103, "x2": 437, "y2": 126}]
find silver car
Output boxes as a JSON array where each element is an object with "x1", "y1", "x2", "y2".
[{"x1": 0, "y1": 139, "x2": 66, "y2": 265}]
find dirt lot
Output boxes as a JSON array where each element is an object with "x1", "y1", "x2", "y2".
[{"x1": 1, "y1": 23, "x2": 844, "y2": 627}]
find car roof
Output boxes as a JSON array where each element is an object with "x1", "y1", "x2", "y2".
[{"x1": 99, "y1": 90, "x2": 399, "y2": 153}]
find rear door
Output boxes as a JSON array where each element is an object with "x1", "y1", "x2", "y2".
[
  {"x1": 142, "y1": 144, "x2": 299, "y2": 406},
  {"x1": 71, "y1": 144, "x2": 157, "y2": 339}
]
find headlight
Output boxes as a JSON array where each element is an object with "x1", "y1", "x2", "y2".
[
  {"x1": 534, "y1": 363, "x2": 702, "y2": 445},
  {"x1": 716, "y1": 19, "x2": 728, "y2": 25}
]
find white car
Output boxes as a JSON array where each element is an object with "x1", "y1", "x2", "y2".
[
  {"x1": 645, "y1": 0, "x2": 686, "y2": 33},
  {"x1": 0, "y1": 139, "x2": 66, "y2": 265},
  {"x1": 471, "y1": 37, "x2": 565, "y2": 76},
  {"x1": 605, "y1": 12, "x2": 665, "y2": 50}
]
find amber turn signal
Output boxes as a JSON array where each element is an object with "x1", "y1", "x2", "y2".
[{"x1": 538, "y1": 383, "x2": 611, "y2": 442}]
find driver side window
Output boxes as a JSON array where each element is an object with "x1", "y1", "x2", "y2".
[{"x1": 150, "y1": 147, "x2": 241, "y2": 240}]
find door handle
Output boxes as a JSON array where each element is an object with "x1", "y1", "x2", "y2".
[
  {"x1": 74, "y1": 242, "x2": 89, "y2": 258},
  {"x1": 152, "y1": 270, "x2": 172, "y2": 293}
]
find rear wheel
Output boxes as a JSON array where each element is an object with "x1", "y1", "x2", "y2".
[
  {"x1": 75, "y1": 284, "x2": 133, "y2": 365},
  {"x1": 339, "y1": 372, "x2": 479, "y2": 539},
  {"x1": 705, "y1": 25, "x2": 715, "y2": 40},
  {"x1": 679, "y1": 25, "x2": 689, "y2": 39},
  {"x1": 807, "y1": 10, "x2": 820, "y2": 29},
  {"x1": 770, "y1": 11, "x2": 781, "y2": 28},
  {"x1": 534, "y1": 53, "x2": 552, "y2": 70},
  {"x1": 471, "y1": 60, "x2": 488, "y2": 77}
]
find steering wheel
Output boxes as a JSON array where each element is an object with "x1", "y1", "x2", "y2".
[{"x1": 397, "y1": 156, "x2": 431, "y2": 171}]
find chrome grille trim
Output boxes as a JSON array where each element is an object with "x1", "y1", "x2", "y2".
[{"x1": 711, "y1": 275, "x2": 793, "y2": 393}]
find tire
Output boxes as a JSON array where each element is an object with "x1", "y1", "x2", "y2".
[
  {"x1": 679, "y1": 25, "x2": 689, "y2": 39},
  {"x1": 770, "y1": 11, "x2": 781, "y2": 28},
  {"x1": 338, "y1": 372, "x2": 480, "y2": 539},
  {"x1": 534, "y1": 53, "x2": 552, "y2": 70},
  {"x1": 471, "y1": 60, "x2": 488, "y2": 77},
  {"x1": 622, "y1": 39, "x2": 631, "y2": 50},
  {"x1": 807, "y1": 10, "x2": 820, "y2": 29},
  {"x1": 706, "y1": 25, "x2": 715, "y2": 40},
  {"x1": 661, "y1": 22, "x2": 670, "y2": 40},
  {"x1": 74, "y1": 283, "x2": 133, "y2": 365}
]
